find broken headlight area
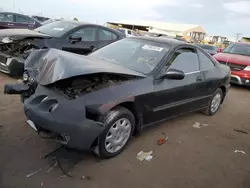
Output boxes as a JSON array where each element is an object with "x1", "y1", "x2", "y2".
[
  {"x1": 0, "y1": 38, "x2": 40, "y2": 59},
  {"x1": 53, "y1": 73, "x2": 132, "y2": 99}
]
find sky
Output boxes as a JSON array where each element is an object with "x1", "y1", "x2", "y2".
[{"x1": 1, "y1": 0, "x2": 250, "y2": 39}]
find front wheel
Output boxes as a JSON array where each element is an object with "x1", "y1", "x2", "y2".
[
  {"x1": 93, "y1": 106, "x2": 135, "y2": 159},
  {"x1": 201, "y1": 88, "x2": 223, "y2": 116}
]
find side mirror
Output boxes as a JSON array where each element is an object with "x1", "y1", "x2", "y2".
[
  {"x1": 164, "y1": 69, "x2": 185, "y2": 80},
  {"x1": 217, "y1": 48, "x2": 223, "y2": 53},
  {"x1": 69, "y1": 36, "x2": 82, "y2": 43}
]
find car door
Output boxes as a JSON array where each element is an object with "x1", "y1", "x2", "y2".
[
  {"x1": 0, "y1": 13, "x2": 16, "y2": 29},
  {"x1": 197, "y1": 49, "x2": 221, "y2": 102},
  {"x1": 144, "y1": 47, "x2": 205, "y2": 124},
  {"x1": 96, "y1": 27, "x2": 119, "y2": 49},
  {"x1": 14, "y1": 14, "x2": 36, "y2": 29},
  {"x1": 61, "y1": 26, "x2": 98, "y2": 55}
]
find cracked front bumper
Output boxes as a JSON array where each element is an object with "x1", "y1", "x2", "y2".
[{"x1": 23, "y1": 87, "x2": 105, "y2": 150}]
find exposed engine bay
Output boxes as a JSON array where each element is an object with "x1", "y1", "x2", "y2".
[
  {"x1": 54, "y1": 73, "x2": 135, "y2": 99},
  {"x1": 0, "y1": 38, "x2": 41, "y2": 58}
]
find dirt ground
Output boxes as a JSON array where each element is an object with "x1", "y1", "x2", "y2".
[{"x1": 1, "y1": 72, "x2": 250, "y2": 188}]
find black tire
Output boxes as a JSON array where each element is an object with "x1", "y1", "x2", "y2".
[
  {"x1": 93, "y1": 106, "x2": 135, "y2": 159},
  {"x1": 201, "y1": 88, "x2": 223, "y2": 116}
]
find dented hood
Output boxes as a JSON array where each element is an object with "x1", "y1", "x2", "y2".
[
  {"x1": 0, "y1": 28, "x2": 50, "y2": 42},
  {"x1": 25, "y1": 48, "x2": 146, "y2": 85}
]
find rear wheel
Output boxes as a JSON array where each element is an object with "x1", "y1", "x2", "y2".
[
  {"x1": 201, "y1": 88, "x2": 223, "y2": 116},
  {"x1": 93, "y1": 106, "x2": 135, "y2": 159}
]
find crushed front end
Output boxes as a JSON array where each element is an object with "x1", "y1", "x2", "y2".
[
  {"x1": 0, "y1": 37, "x2": 41, "y2": 76},
  {"x1": 4, "y1": 48, "x2": 145, "y2": 150}
]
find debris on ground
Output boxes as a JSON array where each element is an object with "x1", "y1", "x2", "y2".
[
  {"x1": 81, "y1": 176, "x2": 91, "y2": 180},
  {"x1": 233, "y1": 128, "x2": 248, "y2": 135},
  {"x1": 136, "y1": 151, "x2": 153, "y2": 161},
  {"x1": 46, "y1": 161, "x2": 58, "y2": 174},
  {"x1": 41, "y1": 182, "x2": 44, "y2": 187},
  {"x1": 145, "y1": 155, "x2": 153, "y2": 161},
  {"x1": 157, "y1": 136, "x2": 168, "y2": 145},
  {"x1": 52, "y1": 174, "x2": 68, "y2": 184},
  {"x1": 26, "y1": 165, "x2": 50, "y2": 178},
  {"x1": 192, "y1": 122, "x2": 208, "y2": 129},
  {"x1": 157, "y1": 138, "x2": 165, "y2": 145},
  {"x1": 234, "y1": 150, "x2": 246, "y2": 155}
]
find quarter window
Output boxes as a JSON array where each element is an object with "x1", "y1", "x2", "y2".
[
  {"x1": 167, "y1": 49, "x2": 199, "y2": 73},
  {"x1": 71, "y1": 27, "x2": 96, "y2": 41},
  {"x1": 198, "y1": 50, "x2": 215, "y2": 71},
  {"x1": 98, "y1": 28, "x2": 118, "y2": 41}
]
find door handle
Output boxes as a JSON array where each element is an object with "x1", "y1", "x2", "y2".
[{"x1": 196, "y1": 76, "x2": 202, "y2": 81}]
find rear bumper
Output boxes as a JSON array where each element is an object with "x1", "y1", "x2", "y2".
[
  {"x1": 231, "y1": 71, "x2": 250, "y2": 86},
  {"x1": 23, "y1": 90, "x2": 105, "y2": 150},
  {"x1": 0, "y1": 52, "x2": 25, "y2": 76}
]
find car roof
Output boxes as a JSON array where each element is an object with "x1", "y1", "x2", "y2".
[
  {"x1": 130, "y1": 36, "x2": 186, "y2": 46},
  {"x1": 1, "y1": 11, "x2": 32, "y2": 17},
  {"x1": 50, "y1": 20, "x2": 119, "y2": 29},
  {"x1": 0, "y1": 11, "x2": 40, "y2": 22},
  {"x1": 49, "y1": 20, "x2": 89, "y2": 25},
  {"x1": 47, "y1": 20, "x2": 123, "y2": 37}
]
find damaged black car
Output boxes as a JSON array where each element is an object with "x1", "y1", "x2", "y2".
[
  {"x1": 0, "y1": 20, "x2": 123, "y2": 76},
  {"x1": 4, "y1": 37, "x2": 231, "y2": 158}
]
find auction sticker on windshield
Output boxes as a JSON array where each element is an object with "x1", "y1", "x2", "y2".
[{"x1": 142, "y1": 45, "x2": 163, "y2": 52}]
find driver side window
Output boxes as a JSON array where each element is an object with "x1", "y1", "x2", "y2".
[
  {"x1": 167, "y1": 48, "x2": 199, "y2": 73},
  {"x1": 70, "y1": 27, "x2": 97, "y2": 41}
]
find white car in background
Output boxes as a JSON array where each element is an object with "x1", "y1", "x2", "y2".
[{"x1": 117, "y1": 28, "x2": 137, "y2": 37}]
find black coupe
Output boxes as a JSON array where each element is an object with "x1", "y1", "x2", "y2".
[
  {"x1": 4, "y1": 37, "x2": 231, "y2": 158},
  {"x1": 0, "y1": 20, "x2": 123, "y2": 76}
]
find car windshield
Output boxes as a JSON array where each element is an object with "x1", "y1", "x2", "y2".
[
  {"x1": 223, "y1": 43, "x2": 250, "y2": 56},
  {"x1": 34, "y1": 21, "x2": 79, "y2": 37},
  {"x1": 197, "y1": 44, "x2": 217, "y2": 50},
  {"x1": 89, "y1": 38, "x2": 170, "y2": 74}
]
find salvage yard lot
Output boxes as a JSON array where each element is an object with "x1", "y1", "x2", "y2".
[{"x1": 0, "y1": 72, "x2": 250, "y2": 188}]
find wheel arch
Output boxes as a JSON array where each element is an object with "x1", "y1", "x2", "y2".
[
  {"x1": 219, "y1": 85, "x2": 226, "y2": 103},
  {"x1": 116, "y1": 102, "x2": 142, "y2": 136},
  {"x1": 90, "y1": 101, "x2": 142, "y2": 150}
]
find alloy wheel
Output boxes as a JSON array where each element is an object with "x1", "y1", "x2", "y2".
[{"x1": 105, "y1": 118, "x2": 132, "y2": 153}]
